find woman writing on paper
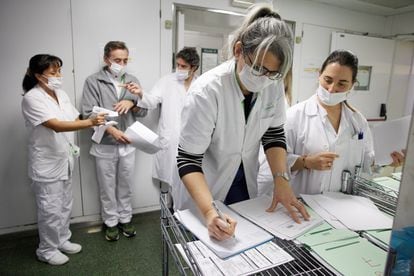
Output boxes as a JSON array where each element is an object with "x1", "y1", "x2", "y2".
[
  {"x1": 285, "y1": 50, "x2": 405, "y2": 195},
  {"x1": 174, "y1": 4, "x2": 309, "y2": 241},
  {"x1": 21, "y1": 54, "x2": 106, "y2": 265}
]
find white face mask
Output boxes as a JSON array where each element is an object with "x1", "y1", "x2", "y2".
[
  {"x1": 317, "y1": 84, "x2": 353, "y2": 106},
  {"x1": 176, "y1": 69, "x2": 189, "y2": 81},
  {"x1": 238, "y1": 64, "x2": 274, "y2": 92},
  {"x1": 110, "y1": 62, "x2": 126, "y2": 77},
  {"x1": 44, "y1": 76, "x2": 63, "y2": 91}
]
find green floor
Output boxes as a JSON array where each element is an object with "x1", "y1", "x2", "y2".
[{"x1": 0, "y1": 211, "x2": 180, "y2": 275}]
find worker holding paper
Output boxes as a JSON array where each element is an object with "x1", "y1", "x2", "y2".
[
  {"x1": 81, "y1": 41, "x2": 147, "y2": 242},
  {"x1": 174, "y1": 4, "x2": 310, "y2": 241}
]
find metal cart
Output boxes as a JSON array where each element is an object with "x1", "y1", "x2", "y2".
[
  {"x1": 352, "y1": 175, "x2": 399, "y2": 216},
  {"x1": 160, "y1": 191, "x2": 336, "y2": 276}
]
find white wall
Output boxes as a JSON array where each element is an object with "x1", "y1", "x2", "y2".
[
  {"x1": 0, "y1": 0, "x2": 77, "y2": 230},
  {"x1": 0, "y1": 0, "x2": 161, "y2": 234}
]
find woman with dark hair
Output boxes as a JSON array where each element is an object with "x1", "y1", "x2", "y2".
[
  {"x1": 285, "y1": 50, "x2": 404, "y2": 195},
  {"x1": 21, "y1": 54, "x2": 105, "y2": 265},
  {"x1": 174, "y1": 4, "x2": 309, "y2": 241}
]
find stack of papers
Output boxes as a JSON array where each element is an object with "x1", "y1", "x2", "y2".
[
  {"x1": 296, "y1": 223, "x2": 359, "y2": 247},
  {"x1": 176, "y1": 240, "x2": 293, "y2": 276},
  {"x1": 372, "y1": 176, "x2": 400, "y2": 194},
  {"x1": 91, "y1": 106, "x2": 118, "y2": 143},
  {"x1": 174, "y1": 201, "x2": 273, "y2": 259},
  {"x1": 301, "y1": 192, "x2": 393, "y2": 231},
  {"x1": 229, "y1": 195, "x2": 324, "y2": 240},
  {"x1": 391, "y1": 172, "x2": 402, "y2": 181}
]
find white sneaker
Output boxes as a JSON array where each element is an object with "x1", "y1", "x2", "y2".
[
  {"x1": 59, "y1": 241, "x2": 82, "y2": 254},
  {"x1": 39, "y1": 251, "x2": 69, "y2": 266}
]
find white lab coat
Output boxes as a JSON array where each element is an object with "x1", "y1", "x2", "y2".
[
  {"x1": 21, "y1": 85, "x2": 79, "y2": 261},
  {"x1": 286, "y1": 94, "x2": 374, "y2": 195},
  {"x1": 22, "y1": 85, "x2": 79, "y2": 182},
  {"x1": 173, "y1": 59, "x2": 286, "y2": 210},
  {"x1": 137, "y1": 73, "x2": 196, "y2": 186}
]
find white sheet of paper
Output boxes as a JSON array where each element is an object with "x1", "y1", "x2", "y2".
[
  {"x1": 92, "y1": 106, "x2": 118, "y2": 117},
  {"x1": 175, "y1": 240, "x2": 293, "y2": 276},
  {"x1": 372, "y1": 115, "x2": 411, "y2": 165},
  {"x1": 92, "y1": 121, "x2": 118, "y2": 143},
  {"x1": 301, "y1": 194, "x2": 347, "y2": 229},
  {"x1": 174, "y1": 201, "x2": 273, "y2": 259},
  {"x1": 230, "y1": 195, "x2": 324, "y2": 240},
  {"x1": 301, "y1": 192, "x2": 392, "y2": 231},
  {"x1": 124, "y1": 121, "x2": 161, "y2": 154}
]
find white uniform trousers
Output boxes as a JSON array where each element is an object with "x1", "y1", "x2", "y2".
[
  {"x1": 32, "y1": 179, "x2": 73, "y2": 261},
  {"x1": 95, "y1": 150, "x2": 135, "y2": 227}
]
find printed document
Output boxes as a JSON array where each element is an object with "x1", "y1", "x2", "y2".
[
  {"x1": 175, "y1": 240, "x2": 293, "y2": 276},
  {"x1": 372, "y1": 115, "x2": 411, "y2": 166},
  {"x1": 230, "y1": 195, "x2": 324, "y2": 240},
  {"x1": 124, "y1": 121, "x2": 161, "y2": 154},
  {"x1": 301, "y1": 192, "x2": 393, "y2": 231},
  {"x1": 174, "y1": 201, "x2": 273, "y2": 259}
]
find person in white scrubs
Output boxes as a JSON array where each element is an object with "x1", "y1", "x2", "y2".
[
  {"x1": 81, "y1": 41, "x2": 147, "y2": 242},
  {"x1": 175, "y1": 4, "x2": 310, "y2": 241},
  {"x1": 21, "y1": 54, "x2": 106, "y2": 265},
  {"x1": 132, "y1": 47, "x2": 199, "y2": 201},
  {"x1": 285, "y1": 50, "x2": 405, "y2": 195}
]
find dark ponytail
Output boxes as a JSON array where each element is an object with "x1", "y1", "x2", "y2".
[{"x1": 22, "y1": 54, "x2": 62, "y2": 93}]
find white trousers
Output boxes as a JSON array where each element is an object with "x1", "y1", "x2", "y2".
[
  {"x1": 95, "y1": 151, "x2": 135, "y2": 227},
  {"x1": 32, "y1": 179, "x2": 73, "y2": 261}
]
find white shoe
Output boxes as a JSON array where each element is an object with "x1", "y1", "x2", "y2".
[
  {"x1": 59, "y1": 241, "x2": 82, "y2": 254},
  {"x1": 39, "y1": 251, "x2": 69, "y2": 266}
]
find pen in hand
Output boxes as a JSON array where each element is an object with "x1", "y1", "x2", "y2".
[{"x1": 212, "y1": 201, "x2": 235, "y2": 238}]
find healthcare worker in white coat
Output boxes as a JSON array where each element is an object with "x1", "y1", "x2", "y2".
[
  {"x1": 175, "y1": 4, "x2": 310, "y2": 241},
  {"x1": 285, "y1": 50, "x2": 405, "y2": 195},
  {"x1": 21, "y1": 54, "x2": 106, "y2": 265},
  {"x1": 133, "y1": 47, "x2": 199, "y2": 195}
]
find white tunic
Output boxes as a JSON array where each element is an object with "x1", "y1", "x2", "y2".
[
  {"x1": 285, "y1": 94, "x2": 374, "y2": 195},
  {"x1": 174, "y1": 59, "x2": 286, "y2": 210},
  {"x1": 137, "y1": 73, "x2": 196, "y2": 186},
  {"x1": 21, "y1": 85, "x2": 79, "y2": 182}
]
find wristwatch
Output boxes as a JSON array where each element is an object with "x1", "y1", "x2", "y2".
[{"x1": 273, "y1": 172, "x2": 290, "y2": 181}]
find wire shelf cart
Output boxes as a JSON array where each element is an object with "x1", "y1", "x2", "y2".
[
  {"x1": 352, "y1": 175, "x2": 399, "y2": 216},
  {"x1": 160, "y1": 191, "x2": 336, "y2": 276}
]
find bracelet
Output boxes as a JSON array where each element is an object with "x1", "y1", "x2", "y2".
[{"x1": 303, "y1": 155, "x2": 309, "y2": 169}]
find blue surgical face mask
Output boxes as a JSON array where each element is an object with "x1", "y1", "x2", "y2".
[
  {"x1": 238, "y1": 64, "x2": 274, "y2": 92},
  {"x1": 317, "y1": 84, "x2": 354, "y2": 106}
]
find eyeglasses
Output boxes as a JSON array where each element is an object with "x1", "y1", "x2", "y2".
[{"x1": 244, "y1": 55, "x2": 283, "y2": 80}]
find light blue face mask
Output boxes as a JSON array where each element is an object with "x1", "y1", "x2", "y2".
[{"x1": 317, "y1": 84, "x2": 354, "y2": 106}]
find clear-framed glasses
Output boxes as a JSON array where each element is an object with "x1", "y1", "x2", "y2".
[{"x1": 245, "y1": 55, "x2": 282, "y2": 80}]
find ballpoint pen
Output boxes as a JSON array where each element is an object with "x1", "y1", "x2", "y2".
[{"x1": 212, "y1": 201, "x2": 235, "y2": 238}]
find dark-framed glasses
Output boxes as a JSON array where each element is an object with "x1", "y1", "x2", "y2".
[{"x1": 245, "y1": 55, "x2": 282, "y2": 80}]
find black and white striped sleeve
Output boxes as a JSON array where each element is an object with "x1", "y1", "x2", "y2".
[
  {"x1": 177, "y1": 145, "x2": 204, "y2": 178},
  {"x1": 261, "y1": 125, "x2": 287, "y2": 151}
]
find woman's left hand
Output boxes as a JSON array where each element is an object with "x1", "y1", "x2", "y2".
[
  {"x1": 390, "y1": 149, "x2": 406, "y2": 167},
  {"x1": 113, "y1": 100, "x2": 135, "y2": 115},
  {"x1": 122, "y1": 82, "x2": 143, "y2": 97}
]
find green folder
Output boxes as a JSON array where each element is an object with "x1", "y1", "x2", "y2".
[
  {"x1": 297, "y1": 226, "x2": 359, "y2": 247},
  {"x1": 312, "y1": 237, "x2": 386, "y2": 276}
]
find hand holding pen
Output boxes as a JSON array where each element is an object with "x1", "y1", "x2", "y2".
[
  {"x1": 119, "y1": 82, "x2": 143, "y2": 97},
  {"x1": 206, "y1": 201, "x2": 237, "y2": 241}
]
